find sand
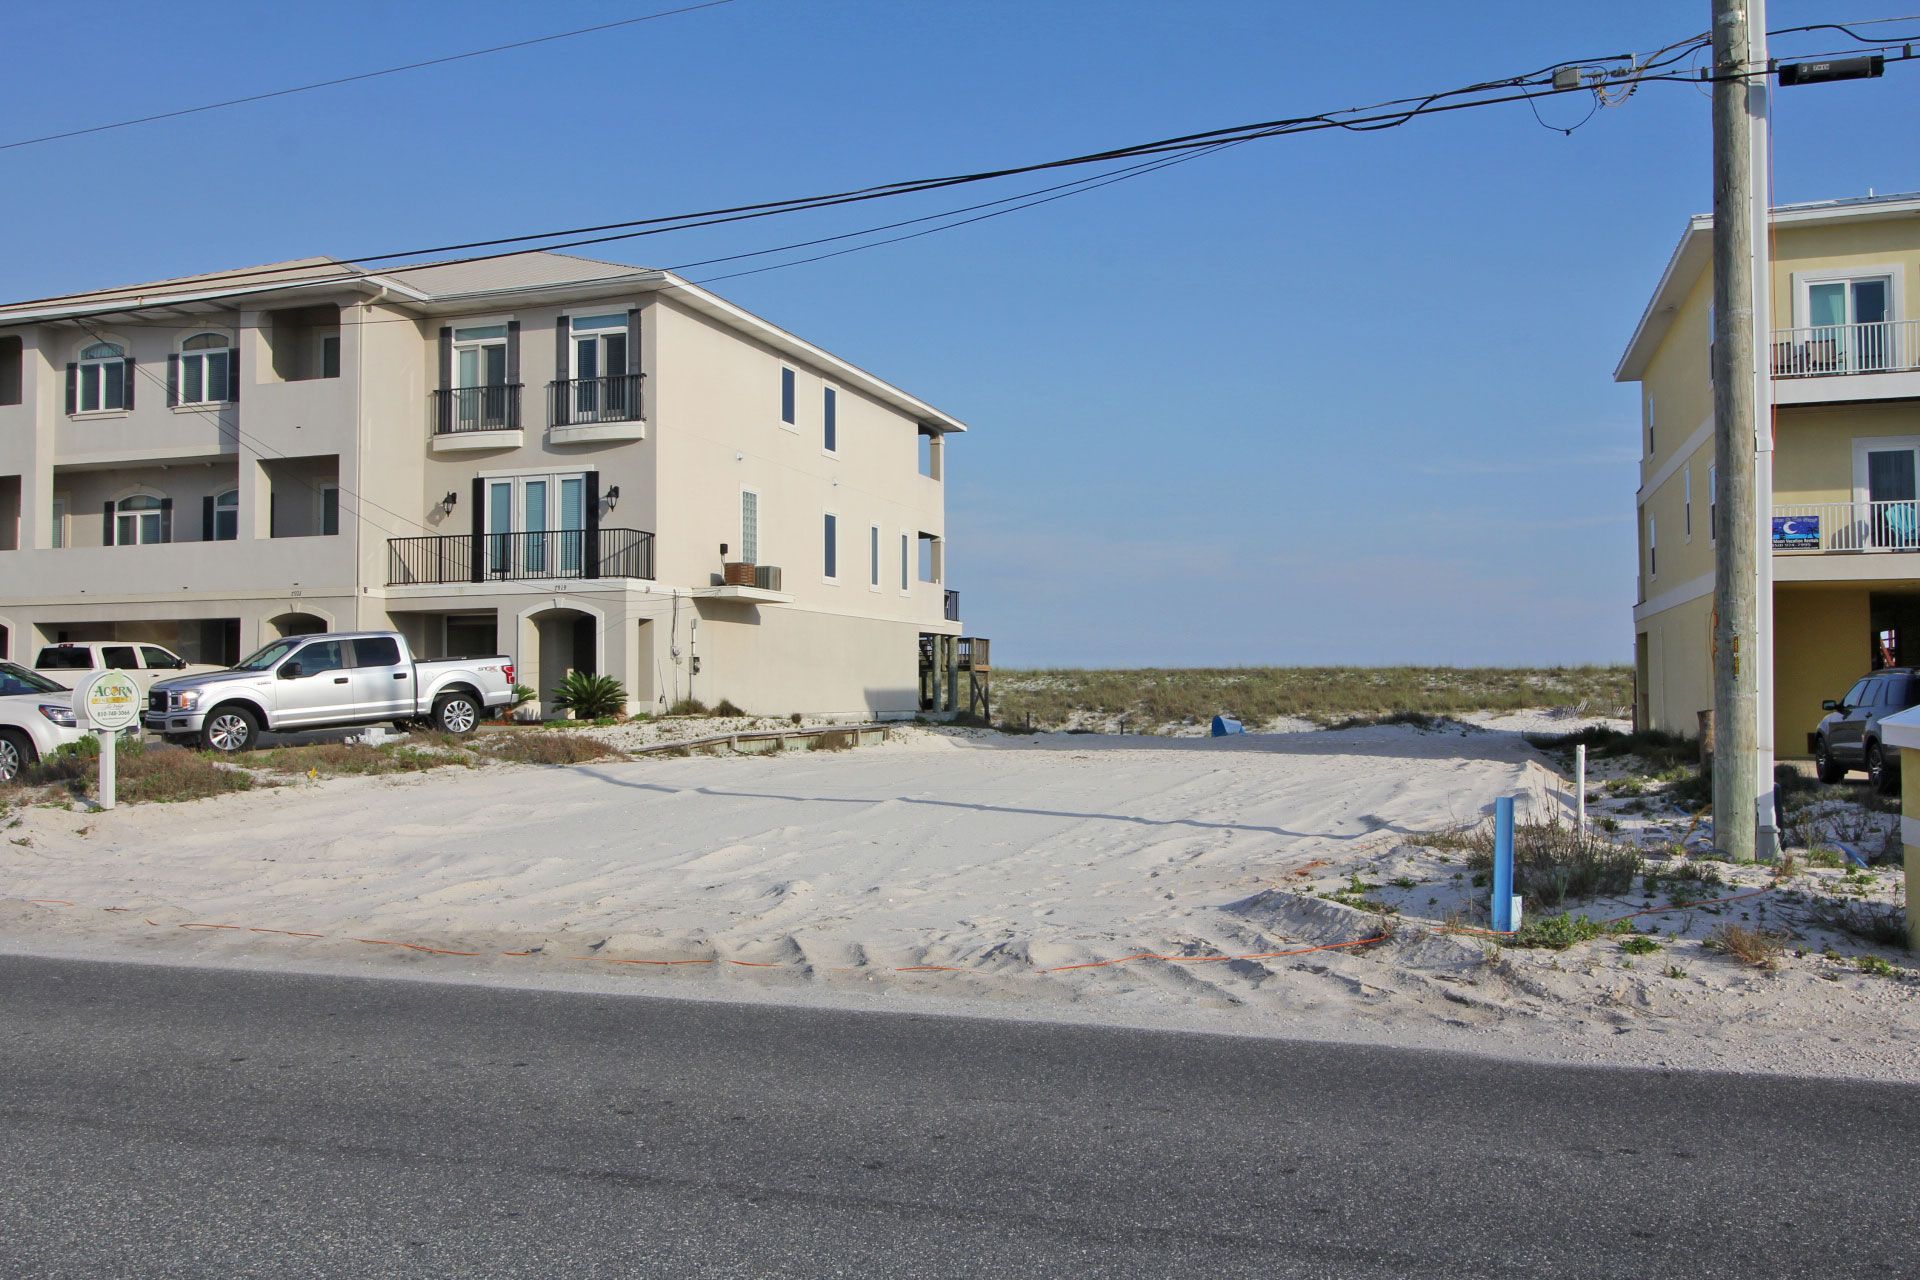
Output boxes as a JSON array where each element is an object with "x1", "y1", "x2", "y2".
[{"x1": 3, "y1": 717, "x2": 1913, "y2": 1082}]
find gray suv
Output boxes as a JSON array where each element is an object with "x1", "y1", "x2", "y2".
[{"x1": 1814, "y1": 668, "x2": 1920, "y2": 790}]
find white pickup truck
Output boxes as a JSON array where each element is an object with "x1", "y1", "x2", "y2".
[
  {"x1": 144, "y1": 630, "x2": 516, "y2": 752},
  {"x1": 34, "y1": 641, "x2": 223, "y2": 697}
]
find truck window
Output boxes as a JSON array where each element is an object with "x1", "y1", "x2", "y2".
[
  {"x1": 36, "y1": 647, "x2": 93, "y2": 670},
  {"x1": 139, "y1": 645, "x2": 180, "y2": 669},
  {"x1": 350, "y1": 637, "x2": 401, "y2": 668},
  {"x1": 296, "y1": 641, "x2": 347, "y2": 675},
  {"x1": 102, "y1": 645, "x2": 139, "y2": 669}
]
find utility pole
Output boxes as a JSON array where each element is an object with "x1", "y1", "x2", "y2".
[{"x1": 1709, "y1": 0, "x2": 1775, "y2": 862}]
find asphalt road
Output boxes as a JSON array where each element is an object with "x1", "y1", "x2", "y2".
[{"x1": 2, "y1": 955, "x2": 1915, "y2": 1279}]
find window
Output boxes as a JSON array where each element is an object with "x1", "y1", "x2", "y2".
[
  {"x1": 823, "y1": 511, "x2": 838, "y2": 580},
  {"x1": 177, "y1": 332, "x2": 232, "y2": 405},
  {"x1": 569, "y1": 313, "x2": 633, "y2": 421},
  {"x1": 823, "y1": 387, "x2": 837, "y2": 452},
  {"x1": 780, "y1": 366, "x2": 796, "y2": 426},
  {"x1": 1843, "y1": 679, "x2": 1870, "y2": 709},
  {"x1": 50, "y1": 497, "x2": 67, "y2": 549},
  {"x1": 295, "y1": 640, "x2": 346, "y2": 676},
  {"x1": 1647, "y1": 515, "x2": 1657, "y2": 579},
  {"x1": 351, "y1": 637, "x2": 401, "y2": 668},
  {"x1": 319, "y1": 485, "x2": 340, "y2": 537},
  {"x1": 1808, "y1": 275, "x2": 1894, "y2": 371},
  {"x1": 741, "y1": 490, "x2": 760, "y2": 564},
  {"x1": 139, "y1": 645, "x2": 180, "y2": 670},
  {"x1": 482, "y1": 473, "x2": 588, "y2": 575},
  {"x1": 36, "y1": 648, "x2": 93, "y2": 671},
  {"x1": 318, "y1": 334, "x2": 341, "y2": 379},
  {"x1": 102, "y1": 645, "x2": 138, "y2": 670},
  {"x1": 900, "y1": 531, "x2": 909, "y2": 592},
  {"x1": 453, "y1": 324, "x2": 510, "y2": 430},
  {"x1": 76, "y1": 341, "x2": 127, "y2": 413},
  {"x1": 116, "y1": 494, "x2": 168, "y2": 546},
  {"x1": 1645, "y1": 395, "x2": 1655, "y2": 457},
  {"x1": 869, "y1": 522, "x2": 881, "y2": 589},
  {"x1": 1709, "y1": 465, "x2": 1717, "y2": 542},
  {"x1": 1684, "y1": 467, "x2": 1692, "y2": 539},
  {"x1": 212, "y1": 489, "x2": 238, "y2": 541}
]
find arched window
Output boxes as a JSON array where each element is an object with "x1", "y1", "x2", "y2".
[
  {"x1": 115, "y1": 494, "x2": 169, "y2": 546},
  {"x1": 176, "y1": 332, "x2": 233, "y2": 405},
  {"x1": 76, "y1": 341, "x2": 127, "y2": 413},
  {"x1": 212, "y1": 489, "x2": 239, "y2": 541}
]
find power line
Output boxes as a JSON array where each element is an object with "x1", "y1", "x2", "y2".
[
  {"x1": 0, "y1": 1, "x2": 737, "y2": 153},
  {"x1": 9, "y1": 23, "x2": 1914, "y2": 320}
]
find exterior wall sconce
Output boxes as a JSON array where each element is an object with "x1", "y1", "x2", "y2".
[
  {"x1": 605, "y1": 484, "x2": 620, "y2": 509},
  {"x1": 441, "y1": 491, "x2": 458, "y2": 509}
]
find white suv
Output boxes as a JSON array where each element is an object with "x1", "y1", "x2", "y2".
[{"x1": 0, "y1": 661, "x2": 87, "y2": 783}]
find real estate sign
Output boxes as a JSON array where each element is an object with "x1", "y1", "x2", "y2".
[
  {"x1": 1771, "y1": 515, "x2": 1820, "y2": 550},
  {"x1": 79, "y1": 670, "x2": 139, "y2": 811}
]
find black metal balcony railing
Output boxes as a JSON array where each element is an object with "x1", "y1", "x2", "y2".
[
  {"x1": 550, "y1": 372, "x2": 645, "y2": 427},
  {"x1": 430, "y1": 384, "x2": 523, "y2": 435},
  {"x1": 944, "y1": 588, "x2": 960, "y2": 622},
  {"x1": 387, "y1": 527, "x2": 655, "y2": 585}
]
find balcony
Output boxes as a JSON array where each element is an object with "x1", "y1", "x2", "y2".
[
  {"x1": 549, "y1": 373, "x2": 645, "y2": 426},
  {"x1": 1771, "y1": 320, "x2": 1920, "y2": 405},
  {"x1": 429, "y1": 385, "x2": 523, "y2": 451},
  {"x1": 386, "y1": 527, "x2": 655, "y2": 586},
  {"x1": 1770, "y1": 502, "x2": 1920, "y2": 584}
]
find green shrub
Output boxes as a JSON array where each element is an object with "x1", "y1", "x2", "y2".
[
  {"x1": 483, "y1": 733, "x2": 624, "y2": 766},
  {"x1": 1507, "y1": 913, "x2": 1630, "y2": 950},
  {"x1": 1619, "y1": 935, "x2": 1661, "y2": 955},
  {"x1": 667, "y1": 697, "x2": 709, "y2": 716},
  {"x1": 1460, "y1": 818, "x2": 1642, "y2": 909},
  {"x1": 26, "y1": 739, "x2": 251, "y2": 804},
  {"x1": 712, "y1": 698, "x2": 746, "y2": 717},
  {"x1": 551, "y1": 672, "x2": 628, "y2": 720},
  {"x1": 987, "y1": 665, "x2": 1633, "y2": 732}
]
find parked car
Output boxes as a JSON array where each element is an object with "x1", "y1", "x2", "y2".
[
  {"x1": 0, "y1": 661, "x2": 87, "y2": 783},
  {"x1": 144, "y1": 630, "x2": 516, "y2": 752},
  {"x1": 34, "y1": 641, "x2": 223, "y2": 697},
  {"x1": 1813, "y1": 668, "x2": 1920, "y2": 790}
]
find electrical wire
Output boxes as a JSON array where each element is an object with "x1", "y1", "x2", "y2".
[{"x1": 0, "y1": 1, "x2": 737, "y2": 153}]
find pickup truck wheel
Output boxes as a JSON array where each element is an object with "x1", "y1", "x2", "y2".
[
  {"x1": 0, "y1": 730, "x2": 34, "y2": 783},
  {"x1": 201, "y1": 705, "x2": 259, "y2": 754},
  {"x1": 1815, "y1": 737, "x2": 1846, "y2": 785},
  {"x1": 433, "y1": 693, "x2": 480, "y2": 736}
]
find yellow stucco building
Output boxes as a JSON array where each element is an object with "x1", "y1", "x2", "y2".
[{"x1": 1617, "y1": 192, "x2": 1920, "y2": 762}]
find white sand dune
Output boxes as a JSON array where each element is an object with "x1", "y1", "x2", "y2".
[{"x1": 3, "y1": 720, "x2": 1913, "y2": 1081}]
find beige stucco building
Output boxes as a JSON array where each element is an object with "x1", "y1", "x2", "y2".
[
  {"x1": 0, "y1": 253, "x2": 976, "y2": 719},
  {"x1": 1617, "y1": 192, "x2": 1920, "y2": 755}
]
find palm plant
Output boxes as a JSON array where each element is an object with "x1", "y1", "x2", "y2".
[{"x1": 548, "y1": 671, "x2": 627, "y2": 720}]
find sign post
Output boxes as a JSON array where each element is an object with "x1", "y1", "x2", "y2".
[
  {"x1": 1491, "y1": 795, "x2": 1517, "y2": 934},
  {"x1": 79, "y1": 670, "x2": 140, "y2": 810}
]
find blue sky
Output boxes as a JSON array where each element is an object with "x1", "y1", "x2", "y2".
[{"x1": 5, "y1": 2, "x2": 1915, "y2": 667}]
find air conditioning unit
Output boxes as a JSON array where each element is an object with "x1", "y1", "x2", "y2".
[
  {"x1": 722, "y1": 561, "x2": 756, "y2": 587},
  {"x1": 754, "y1": 564, "x2": 783, "y2": 592}
]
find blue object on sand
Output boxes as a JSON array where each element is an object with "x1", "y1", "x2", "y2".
[{"x1": 1211, "y1": 715, "x2": 1244, "y2": 737}]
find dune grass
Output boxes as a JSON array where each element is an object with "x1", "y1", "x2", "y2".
[{"x1": 990, "y1": 665, "x2": 1632, "y2": 730}]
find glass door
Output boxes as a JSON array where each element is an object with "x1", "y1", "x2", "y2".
[
  {"x1": 1867, "y1": 449, "x2": 1919, "y2": 550},
  {"x1": 484, "y1": 474, "x2": 588, "y2": 577},
  {"x1": 1810, "y1": 278, "x2": 1892, "y2": 372},
  {"x1": 454, "y1": 325, "x2": 509, "y2": 429},
  {"x1": 571, "y1": 314, "x2": 629, "y2": 422}
]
